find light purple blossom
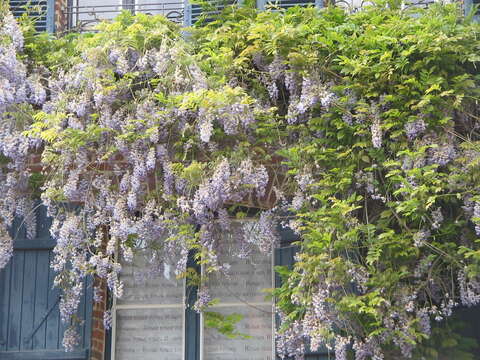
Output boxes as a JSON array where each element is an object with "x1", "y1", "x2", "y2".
[
  {"x1": 405, "y1": 118, "x2": 426, "y2": 141},
  {"x1": 115, "y1": 54, "x2": 130, "y2": 75},
  {"x1": 27, "y1": 76, "x2": 47, "y2": 105},
  {"x1": 103, "y1": 310, "x2": 113, "y2": 330},
  {"x1": 108, "y1": 48, "x2": 121, "y2": 64},
  {"x1": 458, "y1": 270, "x2": 480, "y2": 307},
  {"x1": 268, "y1": 56, "x2": 285, "y2": 81},
  {"x1": 198, "y1": 108, "x2": 214, "y2": 142},
  {"x1": 416, "y1": 308, "x2": 431, "y2": 336},
  {"x1": 428, "y1": 143, "x2": 457, "y2": 166},
  {"x1": 62, "y1": 326, "x2": 80, "y2": 352},
  {"x1": 413, "y1": 229, "x2": 430, "y2": 247},
  {"x1": 59, "y1": 283, "x2": 83, "y2": 323},
  {"x1": 371, "y1": 118, "x2": 382, "y2": 149},
  {"x1": 335, "y1": 336, "x2": 351, "y2": 360},
  {"x1": 193, "y1": 287, "x2": 212, "y2": 313},
  {"x1": 193, "y1": 159, "x2": 231, "y2": 223},
  {"x1": 242, "y1": 210, "x2": 278, "y2": 253},
  {"x1": 0, "y1": 224, "x2": 13, "y2": 269},
  {"x1": 473, "y1": 202, "x2": 480, "y2": 235},
  {"x1": 1, "y1": 13, "x2": 23, "y2": 50},
  {"x1": 431, "y1": 207, "x2": 444, "y2": 229},
  {"x1": 276, "y1": 314, "x2": 306, "y2": 360}
]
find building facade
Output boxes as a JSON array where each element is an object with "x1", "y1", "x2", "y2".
[
  {"x1": 10, "y1": 0, "x2": 477, "y2": 34},
  {"x1": 1, "y1": 1, "x2": 480, "y2": 360}
]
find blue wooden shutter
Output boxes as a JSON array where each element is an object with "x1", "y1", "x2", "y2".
[
  {"x1": 9, "y1": 0, "x2": 55, "y2": 32},
  {"x1": 0, "y1": 205, "x2": 93, "y2": 360},
  {"x1": 275, "y1": 227, "x2": 332, "y2": 360},
  {"x1": 465, "y1": 0, "x2": 480, "y2": 21},
  {"x1": 185, "y1": 251, "x2": 201, "y2": 360}
]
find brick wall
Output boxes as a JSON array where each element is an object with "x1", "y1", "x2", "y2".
[
  {"x1": 54, "y1": 0, "x2": 68, "y2": 32},
  {"x1": 91, "y1": 277, "x2": 108, "y2": 360}
]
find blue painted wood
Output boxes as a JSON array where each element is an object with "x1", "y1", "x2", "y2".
[
  {"x1": 104, "y1": 327, "x2": 112, "y2": 360},
  {"x1": 12, "y1": 239, "x2": 55, "y2": 251},
  {"x1": 8, "y1": 251, "x2": 25, "y2": 351},
  {"x1": 184, "y1": 0, "x2": 193, "y2": 26},
  {"x1": 9, "y1": 215, "x2": 27, "y2": 242},
  {"x1": 189, "y1": 2, "x2": 207, "y2": 26},
  {"x1": 185, "y1": 251, "x2": 200, "y2": 360},
  {"x1": 465, "y1": 0, "x2": 480, "y2": 21},
  {"x1": 32, "y1": 251, "x2": 49, "y2": 349},
  {"x1": 188, "y1": 0, "x2": 239, "y2": 26},
  {"x1": 0, "y1": 206, "x2": 93, "y2": 360},
  {"x1": 74, "y1": 277, "x2": 93, "y2": 353},
  {"x1": 45, "y1": 251, "x2": 61, "y2": 350},
  {"x1": 0, "y1": 349, "x2": 89, "y2": 359},
  {"x1": 8, "y1": 1, "x2": 50, "y2": 32},
  {"x1": 35, "y1": 205, "x2": 52, "y2": 239},
  {"x1": 20, "y1": 250, "x2": 37, "y2": 350},
  {"x1": 82, "y1": 278, "x2": 93, "y2": 354},
  {"x1": 0, "y1": 257, "x2": 12, "y2": 351},
  {"x1": 103, "y1": 288, "x2": 112, "y2": 360},
  {"x1": 46, "y1": 0, "x2": 55, "y2": 32},
  {"x1": 257, "y1": 0, "x2": 266, "y2": 11},
  {"x1": 77, "y1": 279, "x2": 87, "y2": 349}
]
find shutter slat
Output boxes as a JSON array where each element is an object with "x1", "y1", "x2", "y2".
[{"x1": 8, "y1": 0, "x2": 53, "y2": 32}]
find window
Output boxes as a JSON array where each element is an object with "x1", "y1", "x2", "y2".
[
  {"x1": 111, "y1": 221, "x2": 276, "y2": 360},
  {"x1": 202, "y1": 222, "x2": 274, "y2": 360},
  {"x1": 112, "y1": 249, "x2": 185, "y2": 359},
  {"x1": 110, "y1": 220, "x2": 331, "y2": 359}
]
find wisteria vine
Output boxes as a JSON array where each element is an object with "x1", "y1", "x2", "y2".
[{"x1": 1, "y1": 2, "x2": 480, "y2": 359}]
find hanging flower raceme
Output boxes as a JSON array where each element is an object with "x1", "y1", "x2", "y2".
[
  {"x1": 2, "y1": 3, "x2": 480, "y2": 359},
  {"x1": 17, "y1": 11, "x2": 282, "y2": 348},
  {"x1": 0, "y1": 5, "x2": 47, "y2": 269}
]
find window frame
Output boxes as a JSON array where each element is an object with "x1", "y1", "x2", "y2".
[
  {"x1": 198, "y1": 249, "x2": 276, "y2": 360},
  {"x1": 110, "y1": 222, "x2": 279, "y2": 360}
]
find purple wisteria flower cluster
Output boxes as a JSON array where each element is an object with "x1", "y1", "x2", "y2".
[
  {"x1": 0, "y1": 8, "x2": 46, "y2": 270},
  {"x1": 2, "y1": 6, "x2": 480, "y2": 360},
  {"x1": 1, "y1": 12, "x2": 281, "y2": 349}
]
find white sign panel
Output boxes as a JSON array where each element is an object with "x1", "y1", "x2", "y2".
[
  {"x1": 203, "y1": 221, "x2": 274, "y2": 360},
  {"x1": 203, "y1": 305, "x2": 274, "y2": 360},
  {"x1": 114, "y1": 251, "x2": 185, "y2": 360},
  {"x1": 118, "y1": 260, "x2": 184, "y2": 305},
  {"x1": 115, "y1": 308, "x2": 184, "y2": 360}
]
